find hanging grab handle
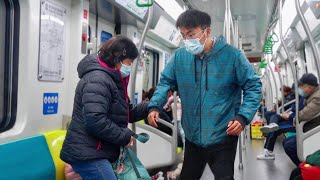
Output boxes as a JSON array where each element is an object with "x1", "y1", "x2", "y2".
[
  {"x1": 263, "y1": 32, "x2": 279, "y2": 54},
  {"x1": 136, "y1": 0, "x2": 154, "y2": 7}
]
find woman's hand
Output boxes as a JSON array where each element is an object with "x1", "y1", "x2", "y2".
[
  {"x1": 280, "y1": 112, "x2": 289, "y2": 120},
  {"x1": 126, "y1": 136, "x2": 134, "y2": 147}
]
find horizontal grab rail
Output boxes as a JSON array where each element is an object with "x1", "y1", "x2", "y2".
[
  {"x1": 157, "y1": 118, "x2": 174, "y2": 130},
  {"x1": 285, "y1": 108, "x2": 292, "y2": 113},
  {"x1": 279, "y1": 99, "x2": 296, "y2": 110},
  {"x1": 296, "y1": 113, "x2": 320, "y2": 161},
  {"x1": 302, "y1": 122, "x2": 320, "y2": 139},
  {"x1": 296, "y1": 113, "x2": 320, "y2": 135}
]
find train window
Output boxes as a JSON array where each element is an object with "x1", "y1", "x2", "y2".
[
  {"x1": 0, "y1": 0, "x2": 19, "y2": 133},
  {"x1": 0, "y1": 0, "x2": 5, "y2": 124}
]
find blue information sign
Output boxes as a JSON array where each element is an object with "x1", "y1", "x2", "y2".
[
  {"x1": 43, "y1": 93, "x2": 59, "y2": 115},
  {"x1": 134, "y1": 92, "x2": 138, "y2": 105},
  {"x1": 101, "y1": 31, "x2": 112, "y2": 43}
]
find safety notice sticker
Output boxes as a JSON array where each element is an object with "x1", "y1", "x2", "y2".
[{"x1": 43, "y1": 93, "x2": 59, "y2": 115}]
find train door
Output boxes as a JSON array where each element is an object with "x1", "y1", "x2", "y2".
[
  {"x1": 0, "y1": 0, "x2": 5, "y2": 127},
  {"x1": 0, "y1": 0, "x2": 19, "y2": 133},
  {"x1": 143, "y1": 48, "x2": 160, "y2": 92},
  {"x1": 88, "y1": 0, "x2": 115, "y2": 53}
]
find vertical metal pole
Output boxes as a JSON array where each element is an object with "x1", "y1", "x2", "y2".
[
  {"x1": 274, "y1": 59, "x2": 285, "y2": 113},
  {"x1": 268, "y1": 63, "x2": 279, "y2": 113},
  {"x1": 130, "y1": 6, "x2": 154, "y2": 153},
  {"x1": 95, "y1": 0, "x2": 98, "y2": 52},
  {"x1": 223, "y1": 13, "x2": 226, "y2": 38},
  {"x1": 229, "y1": 1, "x2": 235, "y2": 44},
  {"x1": 279, "y1": 0, "x2": 299, "y2": 123},
  {"x1": 234, "y1": 18, "x2": 243, "y2": 169},
  {"x1": 238, "y1": 133, "x2": 243, "y2": 169},
  {"x1": 266, "y1": 71, "x2": 274, "y2": 111},
  {"x1": 234, "y1": 19, "x2": 239, "y2": 48},
  {"x1": 239, "y1": 36, "x2": 242, "y2": 51},
  {"x1": 280, "y1": 3, "x2": 301, "y2": 160},
  {"x1": 295, "y1": 0, "x2": 320, "y2": 78},
  {"x1": 172, "y1": 92, "x2": 178, "y2": 161},
  {"x1": 224, "y1": 0, "x2": 230, "y2": 43}
]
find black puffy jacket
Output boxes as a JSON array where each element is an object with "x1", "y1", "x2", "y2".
[{"x1": 60, "y1": 54, "x2": 148, "y2": 163}]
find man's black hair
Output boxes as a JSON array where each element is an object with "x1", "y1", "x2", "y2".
[
  {"x1": 176, "y1": 9, "x2": 211, "y2": 29},
  {"x1": 98, "y1": 35, "x2": 138, "y2": 68}
]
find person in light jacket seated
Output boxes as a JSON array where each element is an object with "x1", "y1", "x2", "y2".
[
  {"x1": 297, "y1": 73, "x2": 320, "y2": 130},
  {"x1": 283, "y1": 73, "x2": 320, "y2": 166}
]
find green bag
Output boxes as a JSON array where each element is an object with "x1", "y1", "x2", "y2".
[
  {"x1": 306, "y1": 149, "x2": 320, "y2": 166},
  {"x1": 113, "y1": 133, "x2": 151, "y2": 180}
]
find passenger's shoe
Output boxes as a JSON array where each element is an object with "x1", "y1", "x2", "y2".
[
  {"x1": 260, "y1": 123, "x2": 279, "y2": 134},
  {"x1": 257, "y1": 150, "x2": 275, "y2": 160}
]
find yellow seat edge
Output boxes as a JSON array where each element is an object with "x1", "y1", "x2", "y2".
[{"x1": 43, "y1": 130, "x2": 67, "y2": 180}]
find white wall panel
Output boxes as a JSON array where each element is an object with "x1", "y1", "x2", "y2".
[{"x1": 0, "y1": 0, "x2": 89, "y2": 143}]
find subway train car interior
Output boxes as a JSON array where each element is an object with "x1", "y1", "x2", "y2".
[{"x1": 1, "y1": 0, "x2": 320, "y2": 179}]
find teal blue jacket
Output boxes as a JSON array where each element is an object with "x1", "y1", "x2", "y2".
[{"x1": 149, "y1": 36, "x2": 262, "y2": 147}]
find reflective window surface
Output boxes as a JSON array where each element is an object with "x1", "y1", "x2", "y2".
[{"x1": 0, "y1": 0, "x2": 6, "y2": 124}]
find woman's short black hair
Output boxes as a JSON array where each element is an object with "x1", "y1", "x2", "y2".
[
  {"x1": 98, "y1": 35, "x2": 139, "y2": 68},
  {"x1": 176, "y1": 9, "x2": 211, "y2": 29}
]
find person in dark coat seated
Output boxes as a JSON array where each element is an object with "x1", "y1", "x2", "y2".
[
  {"x1": 60, "y1": 36, "x2": 149, "y2": 180},
  {"x1": 264, "y1": 85, "x2": 294, "y2": 124}
]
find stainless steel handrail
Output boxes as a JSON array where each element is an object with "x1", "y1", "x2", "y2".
[
  {"x1": 273, "y1": 57, "x2": 285, "y2": 113},
  {"x1": 295, "y1": 4, "x2": 320, "y2": 155},
  {"x1": 279, "y1": 0, "x2": 299, "y2": 123},
  {"x1": 135, "y1": 92, "x2": 179, "y2": 169},
  {"x1": 157, "y1": 119, "x2": 174, "y2": 129},
  {"x1": 268, "y1": 63, "x2": 279, "y2": 113},
  {"x1": 232, "y1": 17, "x2": 244, "y2": 170},
  {"x1": 129, "y1": 6, "x2": 154, "y2": 152},
  {"x1": 285, "y1": 108, "x2": 292, "y2": 113},
  {"x1": 296, "y1": 113, "x2": 320, "y2": 161},
  {"x1": 172, "y1": 91, "x2": 178, "y2": 162},
  {"x1": 135, "y1": 123, "x2": 176, "y2": 169},
  {"x1": 224, "y1": 0, "x2": 234, "y2": 44},
  {"x1": 278, "y1": 99, "x2": 296, "y2": 110},
  {"x1": 295, "y1": 0, "x2": 320, "y2": 78},
  {"x1": 266, "y1": 71, "x2": 274, "y2": 111}
]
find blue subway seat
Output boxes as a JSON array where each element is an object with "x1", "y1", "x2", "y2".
[{"x1": 0, "y1": 135, "x2": 56, "y2": 180}]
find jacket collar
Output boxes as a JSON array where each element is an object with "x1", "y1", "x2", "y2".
[{"x1": 307, "y1": 86, "x2": 320, "y2": 99}]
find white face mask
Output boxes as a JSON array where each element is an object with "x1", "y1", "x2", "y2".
[
  {"x1": 183, "y1": 29, "x2": 208, "y2": 55},
  {"x1": 298, "y1": 88, "x2": 306, "y2": 97},
  {"x1": 120, "y1": 63, "x2": 131, "y2": 77}
]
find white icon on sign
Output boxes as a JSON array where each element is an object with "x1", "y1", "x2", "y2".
[
  {"x1": 44, "y1": 96, "x2": 48, "y2": 104},
  {"x1": 51, "y1": 96, "x2": 55, "y2": 103},
  {"x1": 54, "y1": 96, "x2": 58, "y2": 103},
  {"x1": 48, "y1": 96, "x2": 52, "y2": 104}
]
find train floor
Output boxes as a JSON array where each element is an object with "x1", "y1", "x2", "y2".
[{"x1": 200, "y1": 130, "x2": 296, "y2": 180}]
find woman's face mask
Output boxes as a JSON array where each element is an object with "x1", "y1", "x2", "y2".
[
  {"x1": 183, "y1": 29, "x2": 208, "y2": 55},
  {"x1": 120, "y1": 63, "x2": 131, "y2": 77}
]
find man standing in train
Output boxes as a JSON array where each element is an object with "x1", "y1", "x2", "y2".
[{"x1": 147, "y1": 9, "x2": 262, "y2": 180}]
